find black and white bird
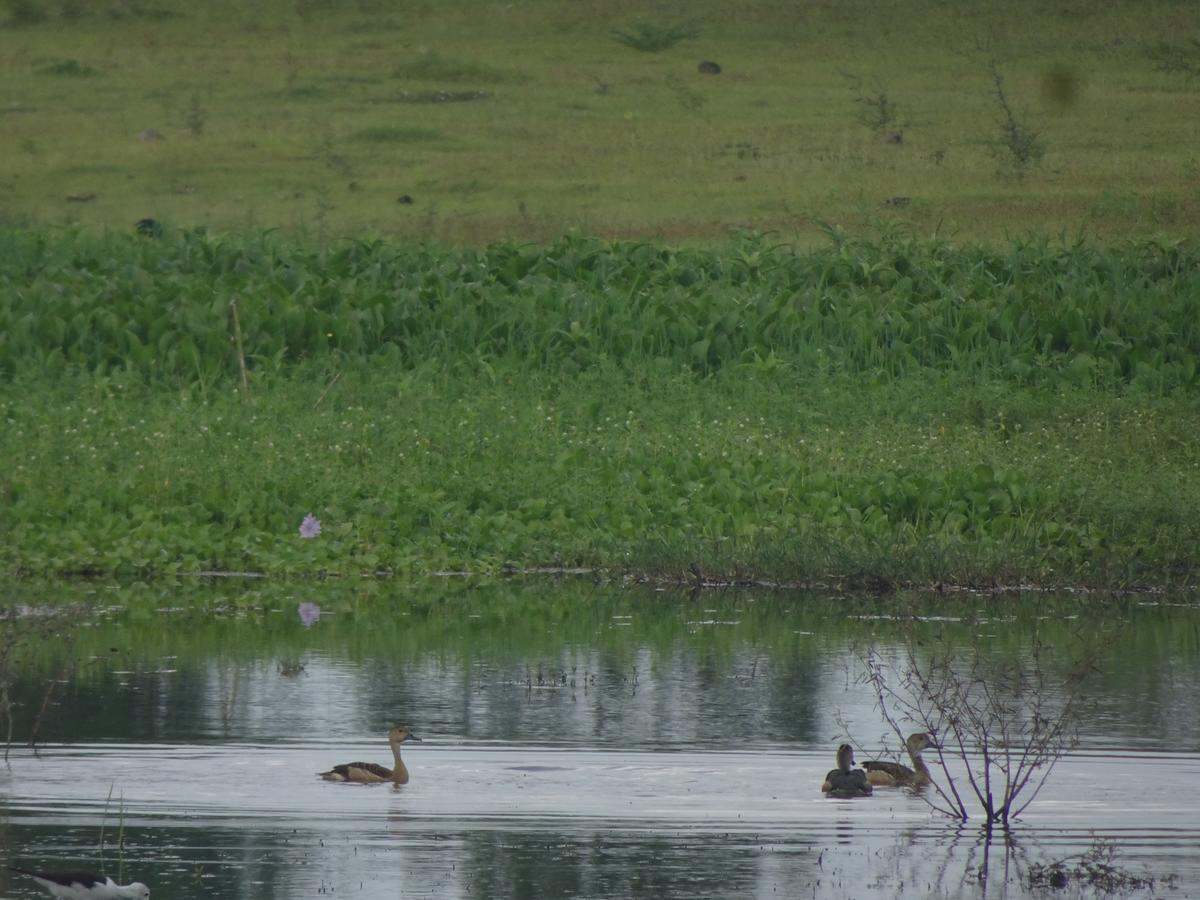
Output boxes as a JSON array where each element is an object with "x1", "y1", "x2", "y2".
[{"x1": 7, "y1": 866, "x2": 150, "y2": 900}]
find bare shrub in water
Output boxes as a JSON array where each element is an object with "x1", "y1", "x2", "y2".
[{"x1": 859, "y1": 621, "x2": 1103, "y2": 829}]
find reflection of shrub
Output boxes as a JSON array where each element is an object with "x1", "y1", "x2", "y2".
[
  {"x1": 611, "y1": 22, "x2": 698, "y2": 53},
  {"x1": 2, "y1": 606, "x2": 85, "y2": 757},
  {"x1": 1026, "y1": 840, "x2": 1170, "y2": 894}
]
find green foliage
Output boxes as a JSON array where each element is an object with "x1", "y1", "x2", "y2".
[
  {"x1": 1, "y1": 228, "x2": 1198, "y2": 582},
  {"x1": 610, "y1": 21, "x2": 699, "y2": 53},
  {"x1": 1, "y1": 229, "x2": 1197, "y2": 390}
]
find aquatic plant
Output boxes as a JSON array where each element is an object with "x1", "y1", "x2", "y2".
[
  {"x1": 0, "y1": 229, "x2": 1197, "y2": 390},
  {"x1": 1, "y1": 230, "x2": 1198, "y2": 582},
  {"x1": 299, "y1": 514, "x2": 322, "y2": 539}
]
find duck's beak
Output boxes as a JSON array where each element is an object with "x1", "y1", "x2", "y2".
[{"x1": 405, "y1": 732, "x2": 423, "y2": 742}]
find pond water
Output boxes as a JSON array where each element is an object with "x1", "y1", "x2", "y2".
[{"x1": 1, "y1": 581, "x2": 1198, "y2": 899}]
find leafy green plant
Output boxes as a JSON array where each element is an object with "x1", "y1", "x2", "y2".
[
  {"x1": 610, "y1": 21, "x2": 698, "y2": 53},
  {"x1": 37, "y1": 58, "x2": 100, "y2": 77}
]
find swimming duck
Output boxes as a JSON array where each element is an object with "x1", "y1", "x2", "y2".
[
  {"x1": 821, "y1": 743, "x2": 872, "y2": 798},
  {"x1": 863, "y1": 732, "x2": 938, "y2": 787},
  {"x1": 7, "y1": 866, "x2": 150, "y2": 900},
  {"x1": 318, "y1": 724, "x2": 422, "y2": 784}
]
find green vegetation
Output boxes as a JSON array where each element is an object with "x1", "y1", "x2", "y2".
[
  {"x1": 1, "y1": 1, "x2": 1198, "y2": 585},
  {"x1": 610, "y1": 22, "x2": 699, "y2": 54},
  {"x1": 1, "y1": 0, "x2": 1198, "y2": 241},
  {"x1": 1, "y1": 229, "x2": 1198, "y2": 585}
]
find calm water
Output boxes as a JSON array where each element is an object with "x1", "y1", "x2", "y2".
[{"x1": 1, "y1": 582, "x2": 1198, "y2": 899}]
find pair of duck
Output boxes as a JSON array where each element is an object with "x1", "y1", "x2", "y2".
[{"x1": 821, "y1": 732, "x2": 937, "y2": 799}]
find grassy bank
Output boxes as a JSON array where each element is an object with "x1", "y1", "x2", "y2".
[
  {"x1": 2, "y1": 229, "x2": 1198, "y2": 586},
  {"x1": 1, "y1": 0, "x2": 1198, "y2": 242}
]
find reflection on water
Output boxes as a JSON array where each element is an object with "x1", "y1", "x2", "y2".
[{"x1": 1, "y1": 581, "x2": 1198, "y2": 898}]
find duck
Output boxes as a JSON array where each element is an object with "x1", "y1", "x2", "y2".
[
  {"x1": 318, "y1": 724, "x2": 422, "y2": 784},
  {"x1": 821, "y1": 743, "x2": 872, "y2": 798},
  {"x1": 863, "y1": 732, "x2": 938, "y2": 787},
  {"x1": 7, "y1": 866, "x2": 150, "y2": 900}
]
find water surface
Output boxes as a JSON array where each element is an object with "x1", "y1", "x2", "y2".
[{"x1": 1, "y1": 582, "x2": 1196, "y2": 898}]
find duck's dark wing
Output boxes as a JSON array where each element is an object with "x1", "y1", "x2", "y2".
[
  {"x1": 863, "y1": 760, "x2": 915, "y2": 779},
  {"x1": 324, "y1": 761, "x2": 393, "y2": 779},
  {"x1": 9, "y1": 867, "x2": 109, "y2": 888},
  {"x1": 823, "y1": 768, "x2": 872, "y2": 797}
]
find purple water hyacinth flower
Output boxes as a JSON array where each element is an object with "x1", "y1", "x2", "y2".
[
  {"x1": 299, "y1": 513, "x2": 322, "y2": 539},
  {"x1": 298, "y1": 602, "x2": 321, "y2": 628}
]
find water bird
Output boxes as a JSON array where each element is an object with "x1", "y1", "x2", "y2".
[
  {"x1": 318, "y1": 724, "x2": 422, "y2": 784},
  {"x1": 7, "y1": 866, "x2": 150, "y2": 900},
  {"x1": 821, "y1": 743, "x2": 872, "y2": 798},
  {"x1": 863, "y1": 732, "x2": 939, "y2": 787}
]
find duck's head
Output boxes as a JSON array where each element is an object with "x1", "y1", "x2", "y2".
[
  {"x1": 907, "y1": 732, "x2": 938, "y2": 752},
  {"x1": 836, "y1": 742, "x2": 855, "y2": 771},
  {"x1": 388, "y1": 724, "x2": 422, "y2": 744}
]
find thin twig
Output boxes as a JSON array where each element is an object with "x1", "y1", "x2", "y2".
[
  {"x1": 229, "y1": 295, "x2": 250, "y2": 396},
  {"x1": 313, "y1": 371, "x2": 343, "y2": 410}
]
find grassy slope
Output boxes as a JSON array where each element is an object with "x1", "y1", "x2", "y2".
[{"x1": 1, "y1": 0, "x2": 1198, "y2": 242}]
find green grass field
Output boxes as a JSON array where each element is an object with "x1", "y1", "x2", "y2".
[{"x1": 2, "y1": 0, "x2": 1199, "y2": 242}]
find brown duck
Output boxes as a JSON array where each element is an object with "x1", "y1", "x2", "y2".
[
  {"x1": 863, "y1": 732, "x2": 938, "y2": 787},
  {"x1": 319, "y1": 725, "x2": 422, "y2": 784}
]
